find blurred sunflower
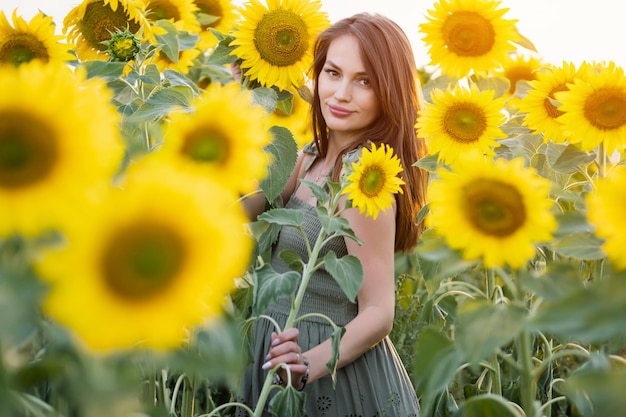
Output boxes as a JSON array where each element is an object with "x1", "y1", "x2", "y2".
[
  {"x1": 268, "y1": 90, "x2": 313, "y2": 149},
  {"x1": 145, "y1": 0, "x2": 201, "y2": 33},
  {"x1": 416, "y1": 83, "x2": 507, "y2": 164},
  {"x1": 64, "y1": 0, "x2": 154, "y2": 61},
  {"x1": 342, "y1": 143, "x2": 405, "y2": 220},
  {"x1": 230, "y1": 0, "x2": 329, "y2": 91},
  {"x1": 0, "y1": 10, "x2": 74, "y2": 66},
  {"x1": 518, "y1": 61, "x2": 585, "y2": 143},
  {"x1": 427, "y1": 154, "x2": 557, "y2": 269},
  {"x1": 555, "y1": 61, "x2": 626, "y2": 153},
  {"x1": 419, "y1": 0, "x2": 521, "y2": 79},
  {"x1": 193, "y1": 0, "x2": 238, "y2": 50},
  {"x1": 155, "y1": 82, "x2": 271, "y2": 194},
  {"x1": 36, "y1": 162, "x2": 252, "y2": 351},
  {"x1": 495, "y1": 53, "x2": 547, "y2": 98},
  {"x1": 0, "y1": 61, "x2": 123, "y2": 237},
  {"x1": 586, "y1": 165, "x2": 626, "y2": 270}
]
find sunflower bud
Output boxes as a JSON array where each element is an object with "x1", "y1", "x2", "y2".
[{"x1": 102, "y1": 28, "x2": 140, "y2": 62}]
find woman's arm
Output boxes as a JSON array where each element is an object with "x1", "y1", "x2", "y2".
[{"x1": 265, "y1": 203, "x2": 397, "y2": 384}]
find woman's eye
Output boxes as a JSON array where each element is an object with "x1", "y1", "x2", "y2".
[{"x1": 324, "y1": 68, "x2": 339, "y2": 77}]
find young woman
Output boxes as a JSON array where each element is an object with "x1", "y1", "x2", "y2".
[{"x1": 238, "y1": 12, "x2": 428, "y2": 417}]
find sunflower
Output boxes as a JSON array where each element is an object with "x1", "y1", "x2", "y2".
[
  {"x1": 419, "y1": 0, "x2": 521, "y2": 79},
  {"x1": 154, "y1": 82, "x2": 272, "y2": 194},
  {"x1": 495, "y1": 53, "x2": 547, "y2": 97},
  {"x1": 555, "y1": 61, "x2": 626, "y2": 153},
  {"x1": 0, "y1": 61, "x2": 123, "y2": 237},
  {"x1": 427, "y1": 154, "x2": 557, "y2": 269},
  {"x1": 230, "y1": 0, "x2": 329, "y2": 91},
  {"x1": 0, "y1": 10, "x2": 74, "y2": 66},
  {"x1": 64, "y1": 0, "x2": 154, "y2": 61},
  {"x1": 268, "y1": 89, "x2": 312, "y2": 149},
  {"x1": 586, "y1": 165, "x2": 626, "y2": 270},
  {"x1": 193, "y1": 0, "x2": 238, "y2": 50},
  {"x1": 416, "y1": 83, "x2": 507, "y2": 165},
  {"x1": 517, "y1": 61, "x2": 586, "y2": 143},
  {"x1": 342, "y1": 143, "x2": 405, "y2": 220},
  {"x1": 36, "y1": 161, "x2": 252, "y2": 351},
  {"x1": 145, "y1": 0, "x2": 201, "y2": 33}
]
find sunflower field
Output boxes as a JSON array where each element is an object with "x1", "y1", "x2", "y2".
[{"x1": 1, "y1": 0, "x2": 626, "y2": 417}]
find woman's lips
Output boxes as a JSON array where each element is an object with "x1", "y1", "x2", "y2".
[{"x1": 328, "y1": 104, "x2": 353, "y2": 117}]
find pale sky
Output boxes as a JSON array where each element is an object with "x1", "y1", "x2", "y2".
[{"x1": 1, "y1": 0, "x2": 624, "y2": 68}]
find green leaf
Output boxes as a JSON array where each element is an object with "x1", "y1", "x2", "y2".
[
  {"x1": 260, "y1": 126, "x2": 298, "y2": 203},
  {"x1": 413, "y1": 153, "x2": 439, "y2": 173},
  {"x1": 139, "y1": 63, "x2": 162, "y2": 86},
  {"x1": 248, "y1": 220, "x2": 281, "y2": 255},
  {"x1": 279, "y1": 249, "x2": 303, "y2": 273},
  {"x1": 546, "y1": 142, "x2": 595, "y2": 174},
  {"x1": 258, "y1": 208, "x2": 303, "y2": 228},
  {"x1": 300, "y1": 179, "x2": 329, "y2": 206},
  {"x1": 326, "y1": 326, "x2": 345, "y2": 388},
  {"x1": 530, "y1": 276, "x2": 626, "y2": 342},
  {"x1": 456, "y1": 300, "x2": 528, "y2": 365},
  {"x1": 472, "y1": 74, "x2": 510, "y2": 98},
  {"x1": 519, "y1": 261, "x2": 585, "y2": 302},
  {"x1": 83, "y1": 60, "x2": 127, "y2": 80},
  {"x1": 554, "y1": 211, "x2": 595, "y2": 238},
  {"x1": 323, "y1": 251, "x2": 363, "y2": 302},
  {"x1": 163, "y1": 69, "x2": 200, "y2": 95},
  {"x1": 550, "y1": 231, "x2": 606, "y2": 260},
  {"x1": 154, "y1": 19, "x2": 179, "y2": 62},
  {"x1": 206, "y1": 37, "x2": 237, "y2": 65},
  {"x1": 253, "y1": 264, "x2": 300, "y2": 316},
  {"x1": 268, "y1": 385, "x2": 306, "y2": 417},
  {"x1": 316, "y1": 206, "x2": 362, "y2": 245},
  {"x1": 413, "y1": 327, "x2": 465, "y2": 417},
  {"x1": 252, "y1": 87, "x2": 279, "y2": 113},
  {"x1": 452, "y1": 393, "x2": 520, "y2": 417}
]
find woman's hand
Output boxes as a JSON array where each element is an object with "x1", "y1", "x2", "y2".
[{"x1": 262, "y1": 328, "x2": 309, "y2": 389}]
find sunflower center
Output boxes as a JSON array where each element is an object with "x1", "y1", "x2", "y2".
[
  {"x1": 182, "y1": 129, "x2": 229, "y2": 163},
  {"x1": 0, "y1": 111, "x2": 57, "y2": 189},
  {"x1": 359, "y1": 166, "x2": 385, "y2": 197},
  {"x1": 147, "y1": 0, "x2": 182, "y2": 21},
  {"x1": 254, "y1": 9, "x2": 309, "y2": 67},
  {"x1": 463, "y1": 179, "x2": 526, "y2": 237},
  {"x1": 543, "y1": 84, "x2": 567, "y2": 118},
  {"x1": 197, "y1": 0, "x2": 223, "y2": 29},
  {"x1": 442, "y1": 11, "x2": 495, "y2": 57},
  {"x1": 0, "y1": 34, "x2": 50, "y2": 66},
  {"x1": 443, "y1": 103, "x2": 487, "y2": 143},
  {"x1": 583, "y1": 88, "x2": 626, "y2": 130},
  {"x1": 79, "y1": 2, "x2": 141, "y2": 52},
  {"x1": 101, "y1": 222, "x2": 187, "y2": 301}
]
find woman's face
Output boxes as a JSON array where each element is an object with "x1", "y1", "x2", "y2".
[{"x1": 318, "y1": 34, "x2": 380, "y2": 145}]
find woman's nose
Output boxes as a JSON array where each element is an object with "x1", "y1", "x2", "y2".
[{"x1": 334, "y1": 80, "x2": 351, "y2": 101}]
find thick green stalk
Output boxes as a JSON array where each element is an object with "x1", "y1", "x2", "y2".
[{"x1": 518, "y1": 328, "x2": 536, "y2": 417}]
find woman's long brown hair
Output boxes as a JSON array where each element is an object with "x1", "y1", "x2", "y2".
[{"x1": 310, "y1": 13, "x2": 428, "y2": 252}]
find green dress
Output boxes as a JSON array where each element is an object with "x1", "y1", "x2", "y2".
[{"x1": 237, "y1": 145, "x2": 420, "y2": 417}]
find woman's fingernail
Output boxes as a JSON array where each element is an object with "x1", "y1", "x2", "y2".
[
  {"x1": 265, "y1": 353, "x2": 271, "y2": 361},
  {"x1": 272, "y1": 338, "x2": 280, "y2": 346},
  {"x1": 262, "y1": 361, "x2": 271, "y2": 370}
]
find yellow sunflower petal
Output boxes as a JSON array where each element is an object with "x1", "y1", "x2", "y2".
[
  {"x1": 230, "y1": 0, "x2": 329, "y2": 90},
  {"x1": 427, "y1": 153, "x2": 557, "y2": 269},
  {"x1": 419, "y1": 0, "x2": 521, "y2": 79},
  {"x1": 416, "y1": 83, "x2": 507, "y2": 164},
  {"x1": 342, "y1": 143, "x2": 405, "y2": 220},
  {"x1": 0, "y1": 61, "x2": 124, "y2": 236},
  {"x1": 35, "y1": 161, "x2": 253, "y2": 351},
  {"x1": 586, "y1": 165, "x2": 626, "y2": 270},
  {"x1": 0, "y1": 9, "x2": 74, "y2": 66}
]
